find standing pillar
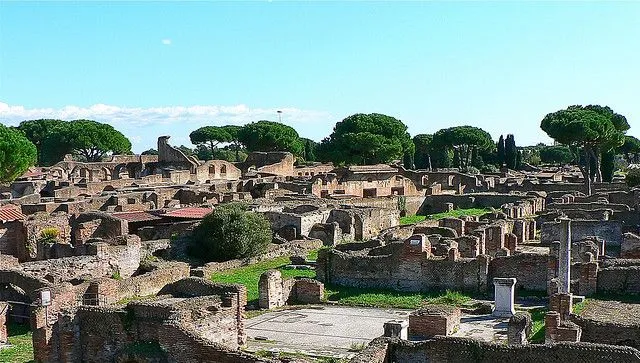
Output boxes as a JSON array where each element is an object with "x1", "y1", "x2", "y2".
[{"x1": 558, "y1": 218, "x2": 571, "y2": 294}]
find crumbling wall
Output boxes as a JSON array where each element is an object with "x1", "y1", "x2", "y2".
[
  {"x1": 489, "y1": 253, "x2": 549, "y2": 292},
  {"x1": 541, "y1": 220, "x2": 623, "y2": 246},
  {"x1": 72, "y1": 212, "x2": 128, "y2": 246},
  {"x1": 317, "y1": 246, "x2": 489, "y2": 293},
  {"x1": 384, "y1": 336, "x2": 640, "y2": 363}
]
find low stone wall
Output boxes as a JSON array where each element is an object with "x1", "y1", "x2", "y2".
[
  {"x1": 571, "y1": 314, "x2": 640, "y2": 349},
  {"x1": 117, "y1": 262, "x2": 190, "y2": 300},
  {"x1": 317, "y1": 246, "x2": 489, "y2": 294},
  {"x1": 596, "y1": 266, "x2": 640, "y2": 295},
  {"x1": 354, "y1": 337, "x2": 640, "y2": 363},
  {"x1": 194, "y1": 239, "x2": 322, "y2": 277}
]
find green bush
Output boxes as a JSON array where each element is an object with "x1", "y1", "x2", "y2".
[
  {"x1": 39, "y1": 227, "x2": 60, "y2": 243},
  {"x1": 190, "y1": 203, "x2": 272, "y2": 262},
  {"x1": 627, "y1": 168, "x2": 640, "y2": 188}
]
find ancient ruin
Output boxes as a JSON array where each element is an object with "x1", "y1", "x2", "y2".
[{"x1": 0, "y1": 135, "x2": 640, "y2": 362}]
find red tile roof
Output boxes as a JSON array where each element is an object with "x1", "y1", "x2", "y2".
[
  {"x1": 0, "y1": 207, "x2": 25, "y2": 222},
  {"x1": 112, "y1": 211, "x2": 163, "y2": 223},
  {"x1": 20, "y1": 167, "x2": 44, "y2": 179},
  {"x1": 162, "y1": 207, "x2": 213, "y2": 219}
]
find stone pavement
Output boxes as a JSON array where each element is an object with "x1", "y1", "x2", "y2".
[
  {"x1": 452, "y1": 314, "x2": 509, "y2": 343},
  {"x1": 244, "y1": 305, "x2": 510, "y2": 358},
  {"x1": 245, "y1": 305, "x2": 410, "y2": 358}
]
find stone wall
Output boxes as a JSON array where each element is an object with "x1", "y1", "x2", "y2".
[
  {"x1": 37, "y1": 278, "x2": 254, "y2": 363},
  {"x1": 488, "y1": 254, "x2": 549, "y2": 292},
  {"x1": 72, "y1": 212, "x2": 128, "y2": 246},
  {"x1": 419, "y1": 194, "x2": 544, "y2": 216},
  {"x1": 541, "y1": 220, "x2": 623, "y2": 247},
  {"x1": 374, "y1": 337, "x2": 640, "y2": 363},
  {"x1": 258, "y1": 270, "x2": 323, "y2": 309},
  {"x1": 243, "y1": 152, "x2": 295, "y2": 176},
  {"x1": 596, "y1": 266, "x2": 640, "y2": 295},
  {"x1": 571, "y1": 314, "x2": 640, "y2": 349},
  {"x1": 0, "y1": 221, "x2": 23, "y2": 257},
  {"x1": 317, "y1": 241, "x2": 489, "y2": 294},
  {"x1": 194, "y1": 239, "x2": 323, "y2": 277}
]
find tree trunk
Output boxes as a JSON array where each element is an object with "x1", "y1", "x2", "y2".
[
  {"x1": 582, "y1": 147, "x2": 593, "y2": 195},
  {"x1": 590, "y1": 148, "x2": 602, "y2": 183}
]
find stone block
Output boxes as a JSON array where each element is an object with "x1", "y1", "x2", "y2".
[
  {"x1": 493, "y1": 278, "x2": 516, "y2": 317},
  {"x1": 508, "y1": 311, "x2": 531, "y2": 345},
  {"x1": 409, "y1": 305, "x2": 461, "y2": 338},
  {"x1": 384, "y1": 320, "x2": 408, "y2": 340}
]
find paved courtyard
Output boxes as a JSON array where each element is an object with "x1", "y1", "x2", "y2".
[{"x1": 244, "y1": 305, "x2": 509, "y2": 358}]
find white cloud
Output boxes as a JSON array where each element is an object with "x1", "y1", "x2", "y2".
[
  {"x1": 0, "y1": 101, "x2": 331, "y2": 152},
  {"x1": 161, "y1": 39, "x2": 172, "y2": 45}
]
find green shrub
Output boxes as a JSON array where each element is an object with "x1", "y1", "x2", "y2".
[
  {"x1": 627, "y1": 168, "x2": 640, "y2": 188},
  {"x1": 39, "y1": 227, "x2": 60, "y2": 243},
  {"x1": 190, "y1": 202, "x2": 272, "y2": 262}
]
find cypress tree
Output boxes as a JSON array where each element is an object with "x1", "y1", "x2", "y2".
[
  {"x1": 497, "y1": 135, "x2": 505, "y2": 167},
  {"x1": 505, "y1": 134, "x2": 517, "y2": 169}
]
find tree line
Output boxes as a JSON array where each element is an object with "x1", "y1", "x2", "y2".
[{"x1": 2, "y1": 106, "x2": 640, "y2": 192}]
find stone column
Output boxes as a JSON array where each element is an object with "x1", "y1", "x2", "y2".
[
  {"x1": 558, "y1": 218, "x2": 571, "y2": 294},
  {"x1": 493, "y1": 278, "x2": 516, "y2": 317}
]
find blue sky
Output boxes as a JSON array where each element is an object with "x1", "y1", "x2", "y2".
[{"x1": 1, "y1": 1, "x2": 639, "y2": 153}]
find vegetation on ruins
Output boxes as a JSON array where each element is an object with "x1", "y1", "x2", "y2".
[
  {"x1": 431, "y1": 126, "x2": 494, "y2": 172},
  {"x1": 528, "y1": 307, "x2": 547, "y2": 343},
  {"x1": 538, "y1": 145, "x2": 574, "y2": 165},
  {"x1": 18, "y1": 119, "x2": 132, "y2": 164},
  {"x1": 0, "y1": 323, "x2": 34, "y2": 362},
  {"x1": 413, "y1": 134, "x2": 434, "y2": 170},
  {"x1": 400, "y1": 208, "x2": 491, "y2": 225},
  {"x1": 626, "y1": 168, "x2": 640, "y2": 188},
  {"x1": 191, "y1": 202, "x2": 272, "y2": 262},
  {"x1": 38, "y1": 227, "x2": 60, "y2": 244},
  {"x1": 211, "y1": 253, "x2": 317, "y2": 302},
  {"x1": 496, "y1": 135, "x2": 505, "y2": 167},
  {"x1": 301, "y1": 137, "x2": 318, "y2": 163},
  {"x1": 504, "y1": 134, "x2": 518, "y2": 169},
  {"x1": 141, "y1": 148, "x2": 159, "y2": 155},
  {"x1": 189, "y1": 126, "x2": 234, "y2": 156},
  {"x1": 317, "y1": 113, "x2": 414, "y2": 165},
  {"x1": 237, "y1": 120, "x2": 304, "y2": 156},
  {"x1": 15, "y1": 118, "x2": 66, "y2": 166},
  {"x1": 618, "y1": 135, "x2": 640, "y2": 164},
  {"x1": 324, "y1": 286, "x2": 472, "y2": 309},
  {"x1": 0, "y1": 124, "x2": 37, "y2": 183},
  {"x1": 541, "y1": 105, "x2": 629, "y2": 195}
]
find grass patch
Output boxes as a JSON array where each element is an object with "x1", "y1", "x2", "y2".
[
  {"x1": 399, "y1": 215, "x2": 426, "y2": 225},
  {"x1": 0, "y1": 323, "x2": 34, "y2": 363},
  {"x1": 426, "y1": 208, "x2": 491, "y2": 220},
  {"x1": 572, "y1": 299, "x2": 590, "y2": 315},
  {"x1": 306, "y1": 249, "x2": 320, "y2": 261},
  {"x1": 528, "y1": 307, "x2": 547, "y2": 343},
  {"x1": 400, "y1": 208, "x2": 491, "y2": 225},
  {"x1": 211, "y1": 253, "x2": 318, "y2": 304},
  {"x1": 324, "y1": 286, "x2": 472, "y2": 309}
]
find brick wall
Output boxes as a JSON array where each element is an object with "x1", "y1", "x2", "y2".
[
  {"x1": 489, "y1": 253, "x2": 549, "y2": 292},
  {"x1": 375, "y1": 336, "x2": 640, "y2": 363},
  {"x1": 317, "y1": 243, "x2": 489, "y2": 294}
]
